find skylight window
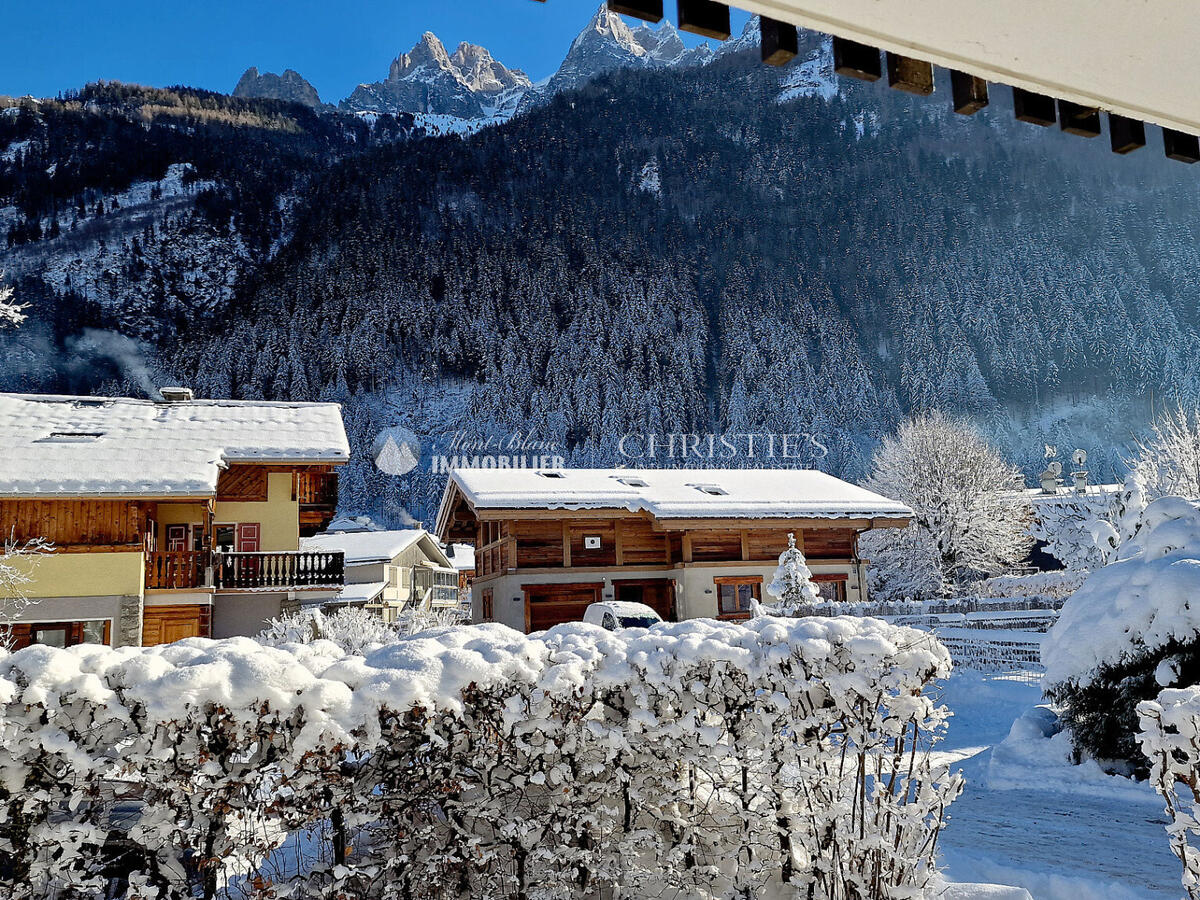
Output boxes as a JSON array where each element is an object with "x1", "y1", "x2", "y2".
[
  {"x1": 690, "y1": 483, "x2": 727, "y2": 496},
  {"x1": 39, "y1": 432, "x2": 104, "y2": 443},
  {"x1": 615, "y1": 476, "x2": 648, "y2": 488},
  {"x1": 538, "y1": 470, "x2": 565, "y2": 479}
]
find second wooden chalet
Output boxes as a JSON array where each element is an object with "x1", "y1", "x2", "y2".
[{"x1": 435, "y1": 468, "x2": 912, "y2": 632}]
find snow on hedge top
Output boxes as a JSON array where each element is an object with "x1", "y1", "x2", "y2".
[
  {"x1": 0, "y1": 392, "x2": 349, "y2": 498},
  {"x1": 441, "y1": 468, "x2": 912, "y2": 523},
  {"x1": 0, "y1": 617, "x2": 948, "y2": 743},
  {"x1": 1043, "y1": 496, "x2": 1200, "y2": 687}
]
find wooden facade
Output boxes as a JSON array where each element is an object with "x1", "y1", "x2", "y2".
[
  {"x1": 470, "y1": 514, "x2": 859, "y2": 580},
  {"x1": 0, "y1": 499, "x2": 146, "y2": 549}
]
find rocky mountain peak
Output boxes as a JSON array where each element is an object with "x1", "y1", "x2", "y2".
[{"x1": 232, "y1": 67, "x2": 325, "y2": 109}]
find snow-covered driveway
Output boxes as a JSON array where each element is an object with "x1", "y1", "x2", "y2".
[{"x1": 935, "y1": 673, "x2": 1179, "y2": 899}]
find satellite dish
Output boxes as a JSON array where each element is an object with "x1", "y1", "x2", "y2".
[
  {"x1": 1048, "y1": 461, "x2": 1063, "y2": 476},
  {"x1": 1073, "y1": 449, "x2": 1088, "y2": 467}
]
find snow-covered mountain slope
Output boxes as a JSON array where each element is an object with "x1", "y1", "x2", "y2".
[{"x1": 341, "y1": 32, "x2": 531, "y2": 119}]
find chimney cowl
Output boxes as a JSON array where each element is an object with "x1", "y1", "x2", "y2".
[{"x1": 159, "y1": 387, "x2": 194, "y2": 403}]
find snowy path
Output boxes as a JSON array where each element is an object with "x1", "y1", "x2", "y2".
[{"x1": 935, "y1": 674, "x2": 1180, "y2": 900}]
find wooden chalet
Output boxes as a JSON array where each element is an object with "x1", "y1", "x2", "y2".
[
  {"x1": 435, "y1": 467, "x2": 911, "y2": 632},
  {"x1": 0, "y1": 390, "x2": 349, "y2": 649}
]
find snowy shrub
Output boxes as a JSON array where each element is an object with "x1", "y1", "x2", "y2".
[
  {"x1": 1029, "y1": 490, "x2": 1121, "y2": 571},
  {"x1": 1045, "y1": 497, "x2": 1200, "y2": 768},
  {"x1": 0, "y1": 618, "x2": 959, "y2": 899},
  {"x1": 1138, "y1": 686, "x2": 1200, "y2": 898},
  {"x1": 258, "y1": 606, "x2": 397, "y2": 654},
  {"x1": 863, "y1": 411, "x2": 1033, "y2": 600},
  {"x1": 394, "y1": 603, "x2": 469, "y2": 634}
]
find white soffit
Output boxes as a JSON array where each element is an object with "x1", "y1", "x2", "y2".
[{"x1": 738, "y1": 0, "x2": 1200, "y2": 137}]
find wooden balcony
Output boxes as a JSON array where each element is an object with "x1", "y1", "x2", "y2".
[
  {"x1": 145, "y1": 551, "x2": 208, "y2": 590},
  {"x1": 297, "y1": 471, "x2": 339, "y2": 536},
  {"x1": 215, "y1": 550, "x2": 344, "y2": 591}
]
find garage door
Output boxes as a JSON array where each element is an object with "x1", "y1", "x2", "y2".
[
  {"x1": 524, "y1": 582, "x2": 603, "y2": 632},
  {"x1": 143, "y1": 605, "x2": 211, "y2": 646}
]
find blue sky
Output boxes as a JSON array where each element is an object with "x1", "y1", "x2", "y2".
[{"x1": 2, "y1": 1, "x2": 743, "y2": 103}]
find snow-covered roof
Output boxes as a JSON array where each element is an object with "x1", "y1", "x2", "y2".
[
  {"x1": 438, "y1": 468, "x2": 911, "y2": 533},
  {"x1": 443, "y1": 542, "x2": 476, "y2": 571},
  {"x1": 0, "y1": 392, "x2": 349, "y2": 498},
  {"x1": 334, "y1": 580, "x2": 389, "y2": 605},
  {"x1": 302, "y1": 529, "x2": 451, "y2": 566}
]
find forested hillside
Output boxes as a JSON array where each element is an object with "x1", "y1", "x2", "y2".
[{"x1": 4, "y1": 34, "x2": 1200, "y2": 525}]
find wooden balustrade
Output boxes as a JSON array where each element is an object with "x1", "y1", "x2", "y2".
[
  {"x1": 145, "y1": 551, "x2": 208, "y2": 590},
  {"x1": 215, "y1": 550, "x2": 344, "y2": 590}
]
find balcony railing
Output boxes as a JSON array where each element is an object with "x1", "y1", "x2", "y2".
[
  {"x1": 215, "y1": 550, "x2": 344, "y2": 591},
  {"x1": 145, "y1": 551, "x2": 207, "y2": 590}
]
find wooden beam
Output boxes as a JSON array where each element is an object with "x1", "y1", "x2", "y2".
[
  {"x1": 562, "y1": 522, "x2": 572, "y2": 568},
  {"x1": 1164, "y1": 127, "x2": 1200, "y2": 163},
  {"x1": 832, "y1": 36, "x2": 881, "y2": 81},
  {"x1": 677, "y1": 0, "x2": 730, "y2": 39},
  {"x1": 886, "y1": 53, "x2": 934, "y2": 95},
  {"x1": 760, "y1": 17, "x2": 799, "y2": 66},
  {"x1": 740, "y1": 531, "x2": 750, "y2": 561},
  {"x1": 614, "y1": 524, "x2": 625, "y2": 566},
  {"x1": 606, "y1": 0, "x2": 663, "y2": 23},
  {"x1": 681, "y1": 533, "x2": 693, "y2": 564},
  {"x1": 1058, "y1": 100, "x2": 1101, "y2": 137},
  {"x1": 950, "y1": 70, "x2": 988, "y2": 114},
  {"x1": 1109, "y1": 114, "x2": 1146, "y2": 153},
  {"x1": 1012, "y1": 87, "x2": 1057, "y2": 126}
]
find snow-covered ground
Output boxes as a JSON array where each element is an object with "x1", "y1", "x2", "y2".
[{"x1": 936, "y1": 673, "x2": 1177, "y2": 899}]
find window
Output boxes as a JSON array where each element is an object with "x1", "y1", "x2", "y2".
[
  {"x1": 714, "y1": 576, "x2": 762, "y2": 619},
  {"x1": 814, "y1": 575, "x2": 849, "y2": 604},
  {"x1": 538, "y1": 470, "x2": 565, "y2": 479},
  {"x1": 689, "y1": 483, "x2": 727, "y2": 496},
  {"x1": 39, "y1": 431, "x2": 104, "y2": 443},
  {"x1": 615, "y1": 476, "x2": 648, "y2": 487}
]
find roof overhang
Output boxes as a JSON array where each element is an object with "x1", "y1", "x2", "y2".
[{"x1": 737, "y1": 0, "x2": 1200, "y2": 137}]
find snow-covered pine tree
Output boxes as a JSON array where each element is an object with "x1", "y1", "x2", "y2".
[{"x1": 765, "y1": 532, "x2": 821, "y2": 615}]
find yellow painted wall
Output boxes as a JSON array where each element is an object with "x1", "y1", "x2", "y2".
[
  {"x1": 156, "y1": 502, "x2": 209, "y2": 538},
  {"x1": 153, "y1": 474, "x2": 300, "y2": 552},
  {"x1": 12, "y1": 551, "x2": 144, "y2": 599},
  {"x1": 215, "y1": 472, "x2": 299, "y2": 552}
]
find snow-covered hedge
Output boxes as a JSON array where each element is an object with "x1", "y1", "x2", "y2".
[
  {"x1": 1138, "y1": 687, "x2": 1200, "y2": 899},
  {"x1": 1044, "y1": 497, "x2": 1200, "y2": 766},
  {"x1": 0, "y1": 617, "x2": 959, "y2": 899}
]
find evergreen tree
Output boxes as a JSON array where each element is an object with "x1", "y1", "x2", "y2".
[{"x1": 764, "y1": 533, "x2": 821, "y2": 615}]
